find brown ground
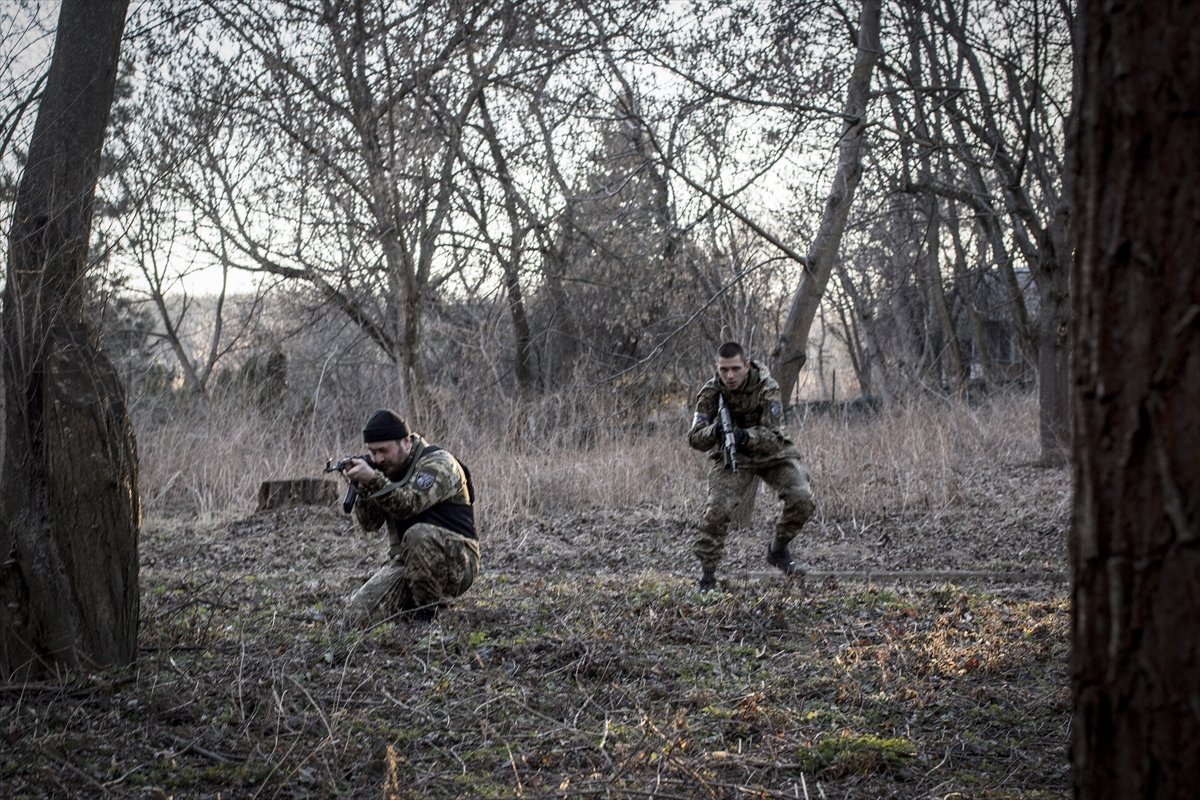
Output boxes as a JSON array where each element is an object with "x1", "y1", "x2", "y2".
[{"x1": 2, "y1": 460, "x2": 1071, "y2": 799}]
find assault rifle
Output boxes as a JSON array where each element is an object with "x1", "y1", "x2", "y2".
[
  {"x1": 325, "y1": 454, "x2": 373, "y2": 513},
  {"x1": 716, "y1": 394, "x2": 739, "y2": 472}
]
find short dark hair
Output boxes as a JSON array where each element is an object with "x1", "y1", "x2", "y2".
[{"x1": 716, "y1": 341, "x2": 746, "y2": 360}]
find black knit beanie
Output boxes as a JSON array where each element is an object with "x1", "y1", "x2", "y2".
[{"x1": 362, "y1": 409, "x2": 411, "y2": 443}]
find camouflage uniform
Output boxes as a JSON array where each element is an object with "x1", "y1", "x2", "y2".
[
  {"x1": 687, "y1": 360, "x2": 815, "y2": 571},
  {"x1": 346, "y1": 435, "x2": 480, "y2": 623}
]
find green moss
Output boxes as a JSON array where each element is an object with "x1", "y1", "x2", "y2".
[
  {"x1": 799, "y1": 707, "x2": 832, "y2": 724},
  {"x1": 449, "y1": 771, "x2": 520, "y2": 798},
  {"x1": 795, "y1": 731, "x2": 916, "y2": 776},
  {"x1": 127, "y1": 758, "x2": 275, "y2": 790},
  {"x1": 726, "y1": 644, "x2": 761, "y2": 659},
  {"x1": 843, "y1": 586, "x2": 910, "y2": 610},
  {"x1": 700, "y1": 703, "x2": 735, "y2": 720}
]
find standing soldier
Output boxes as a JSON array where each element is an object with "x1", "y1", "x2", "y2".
[
  {"x1": 687, "y1": 342, "x2": 815, "y2": 591},
  {"x1": 340, "y1": 409, "x2": 480, "y2": 623}
]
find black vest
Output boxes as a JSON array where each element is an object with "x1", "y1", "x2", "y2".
[{"x1": 394, "y1": 446, "x2": 477, "y2": 540}]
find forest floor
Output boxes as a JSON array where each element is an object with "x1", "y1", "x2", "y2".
[{"x1": 2, "y1": 458, "x2": 1071, "y2": 799}]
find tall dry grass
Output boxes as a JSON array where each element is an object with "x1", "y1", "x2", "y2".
[
  {"x1": 801, "y1": 391, "x2": 1043, "y2": 523},
  {"x1": 135, "y1": 385, "x2": 1044, "y2": 532}
]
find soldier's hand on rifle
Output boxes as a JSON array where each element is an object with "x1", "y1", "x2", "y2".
[
  {"x1": 732, "y1": 428, "x2": 749, "y2": 447},
  {"x1": 344, "y1": 458, "x2": 376, "y2": 485}
]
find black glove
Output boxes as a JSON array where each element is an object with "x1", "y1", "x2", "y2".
[{"x1": 732, "y1": 427, "x2": 749, "y2": 447}]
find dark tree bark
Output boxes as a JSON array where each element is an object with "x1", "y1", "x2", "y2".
[
  {"x1": 0, "y1": 0, "x2": 136, "y2": 679},
  {"x1": 1070, "y1": 0, "x2": 1200, "y2": 796}
]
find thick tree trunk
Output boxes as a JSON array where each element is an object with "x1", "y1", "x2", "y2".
[
  {"x1": 0, "y1": 0, "x2": 135, "y2": 679},
  {"x1": 771, "y1": 0, "x2": 882, "y2": 404},
  {"x1": 1070, "y1": 0, "x2": 1200, "y2": 796}
]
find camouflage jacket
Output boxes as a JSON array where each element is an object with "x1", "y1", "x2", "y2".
[
  {"x1": 687, "y1": 360, "x2": 801, "y2": 467},
  {"x1": 354, "y1": 435, "x2": 477, "y2": 541}
]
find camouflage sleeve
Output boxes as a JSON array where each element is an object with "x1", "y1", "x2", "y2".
[
  {"x1": 742, "y1": 380, "x2": 788, "y2": 455},
  {"x1": 358, "y1": 451, "x2": 466, "y2": 522},
  {"x1": 353, "y1": 483, "x2": 387, "y2": 532},
  {"x1": 687, "y1": 384, "x2": 721, "y2": 452}
]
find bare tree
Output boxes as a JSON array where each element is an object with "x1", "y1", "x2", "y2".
[
  {"x1": 465, "y1": 89, "x2": 536, "y2": 395},
  {"x1": 73, "y1": 0, "x2": 1077, "y2": 429},
  {"x1": 898, "y1": 0, "x2": 1073, "y2": 460},
  {"x1": 154, "y1": 0, "x2": 519, "y2": 417},
  {"x1": 107, "y1": 81, "x2": 264, "y2": 396},
  {"x1": 1070, "y1": 0, "x2": 1200, "y2": 794},
  {"x1": 0, "y1": 4, "x2": 53, "y2": 171},
  {"x1": 771, "y1": 0, "x2": 883, "y2": 404},
  {"x1": 0, "y1": 0, "x2": 137, "y2": 679}
]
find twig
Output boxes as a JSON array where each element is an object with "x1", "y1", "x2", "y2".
[
  {"x1": 166, "y1": 732, "x2": 245, "y2": 764},
  {"x1": 506, "y1": 742, "x2": 525, "y2": 798}
]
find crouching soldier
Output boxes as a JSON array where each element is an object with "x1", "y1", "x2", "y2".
[{"x1": 340, "y1": 409, "x2": 479, "y2": 623}]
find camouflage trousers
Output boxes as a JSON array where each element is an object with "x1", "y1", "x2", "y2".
[
  {"x1": 345, "y1": 524, "x2": 480, "y2": 625},
  {"x1": 693, "y1": 459, "x2": 815, "y2": 570}
]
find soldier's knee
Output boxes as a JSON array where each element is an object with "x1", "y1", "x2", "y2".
[
  {"x1": 780, "y1": 488, "x2": 815, "y2": 520},
  {"x1": 799, "y1": 498, "x2": 815, "y2": 522},
  {"x1": 702, "y1": 503, "x2": 733, "y2": 528},
  {"x1": 405, "y1": 526, "x2": 437, "y2": 546},
  {"x1": 692, "y1": 536, "x2": 723, "y2": 563},
  {"x1": 398, "y1": 526, "x2": 441, "y2": 560}
]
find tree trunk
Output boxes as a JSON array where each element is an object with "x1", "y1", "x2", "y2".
[
  {"x1": 831, "y1": 272, "x2": 872, "y2": 396},
  {"x1": 1070, "y1": 0, "x2": 1200, "y2": 796},
  {"x1": 477, "y1": 91, "x2": 535, "y2": 396},
  {"x1": 0, "y1": 0, "x2": 135, "y2": 679},
  {"x1": 771, "y1": 0, "x2": 882, "y2": 404},
  {"x1": 1035, "y1": 5, "x2": 1079, "y2": 467},
  {"x1": 921, "y1": 196, "x2": 964, "y2": 392},
  {"x1": 948, "y1": 216, "x2": 998, "y2": 388},
  {"x1": 540, "y1": 208, "x2": 581, "y2": 385},
  {"x1": 1037, "y1": 252, "x2": 1071, "y2": 464}
]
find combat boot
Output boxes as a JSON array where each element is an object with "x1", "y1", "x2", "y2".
[
  {"x1": 698, "y1": 567, "x2": 718, "y2": 592},
  {"x1": 766, "y1": 540, "x2": 806, "y2": 577}
]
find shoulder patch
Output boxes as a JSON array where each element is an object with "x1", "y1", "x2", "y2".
[
  {"x1": 413, "y1": 471, "x2": 436, "y2": 490},
  {"x1": 769, "y1": 400, "x2": 783, "y2": 420}
]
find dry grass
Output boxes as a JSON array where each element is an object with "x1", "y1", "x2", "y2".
[
  {"x1": 135, "y1": 386, "x2": 1044, "y2": 532},
  {"x1": 805, "y1": 392, "x2": 1043, "y2": 522}
]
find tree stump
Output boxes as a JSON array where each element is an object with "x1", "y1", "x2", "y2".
[{"x1": 256, "y1": 478, "x2": 340, "y2": 512}]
